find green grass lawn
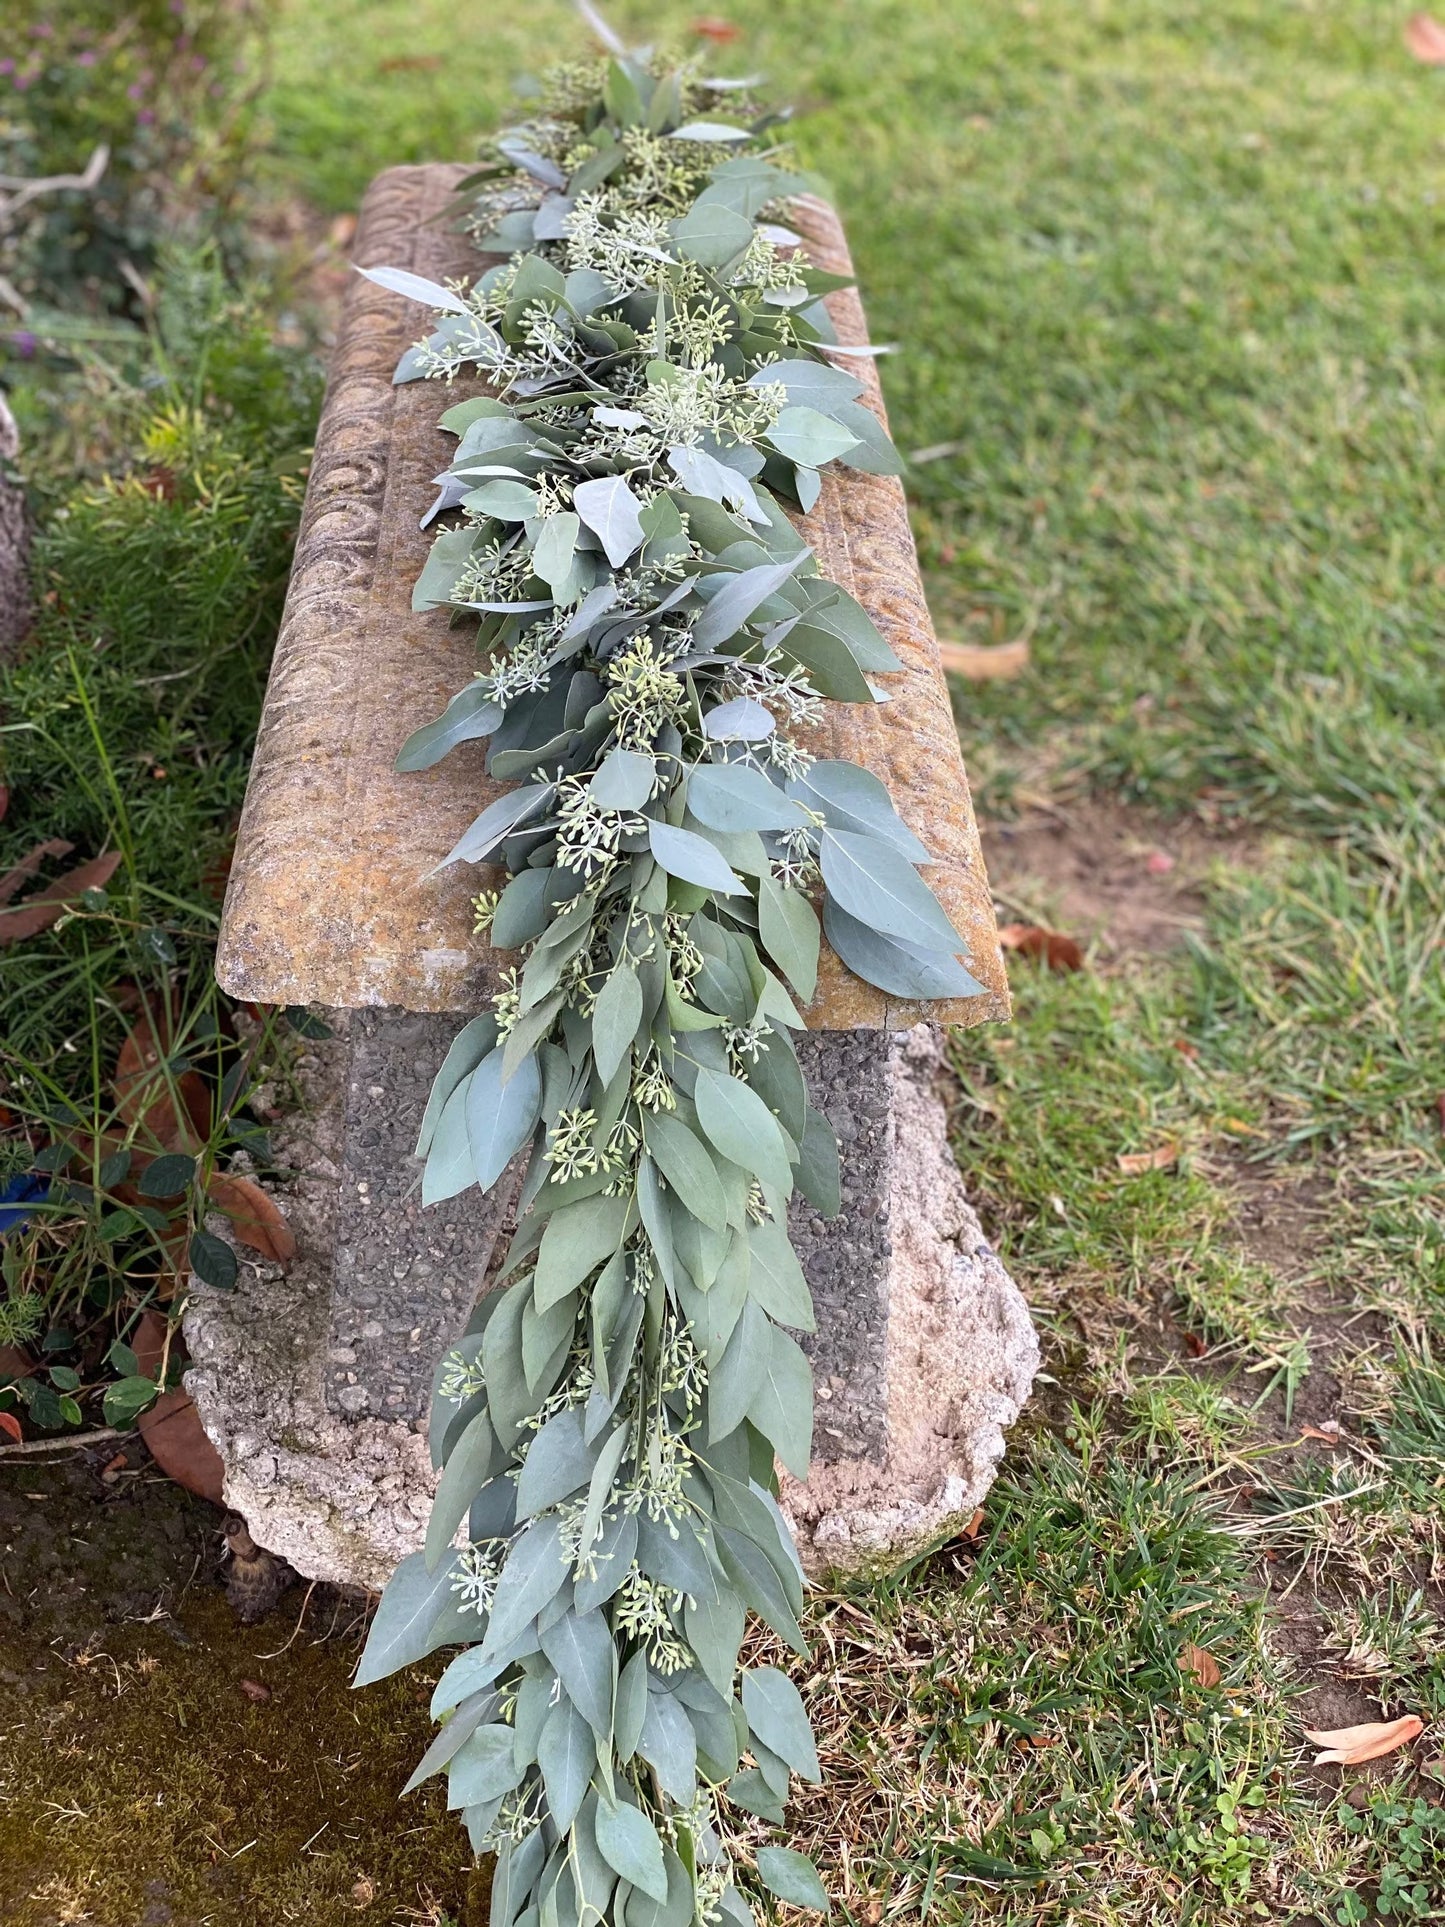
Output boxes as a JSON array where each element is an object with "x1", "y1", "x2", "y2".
[{"x1": 4, "y1": 0, "x2": 1441, "y2": 1920}]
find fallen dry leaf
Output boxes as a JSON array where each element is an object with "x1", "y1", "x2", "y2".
[
  {"x1": 937, "y1": 637, "x2": 1030, "y2": 681},
  {"x1": 1299, "y1": 1421, "x2": 1345, "y2": 1444},
  {"x1": 1183, "y1": 1331, "x2": 1208, "y2": 1358},
  {"x1": 1180, "y1": 1643, "x2": 1221, "y2": 1688},
  {"x1": 0, "y1": 850, "x2": 123, "y2": 945},
  {"x1": 1405, "y1": 12, "x2": 1445, "y2": 61},
  {"x1": 0, "y1": 1410, "x2": 22, "y2": 1444},
  {"x1": 0, "y1": 838, "x2": 75, "y2": 905},
  {"x1": 208, "y1": 1174, "x2": 296, "y2": 1265},
  {"x1": 130, "y1": 1308, "x2": 169, "y2": 1383},
  {"x1": 137, "y1": 1389, "x2": 225, "y2": 1504},
  {"x1": 1304, "y1": 1715, "x2": 1424, "y2": 1766},
  {"x1": 1116, "y1": 1143, "x2": 1179, "y2": 1176},
  {"x1": 997, "y1": 923, "x2": 1084, "y2": 971},
  {"x1": 113, "y1": 993, "x2": 211, "y2": 1152}
]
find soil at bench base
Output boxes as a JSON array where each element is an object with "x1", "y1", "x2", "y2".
[{"x1": 0, "y1": 1438, "x2": 490, "y2": 1927}]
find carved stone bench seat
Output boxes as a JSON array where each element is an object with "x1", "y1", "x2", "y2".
[{"x1": 185, "y1": 164, "x2": 1037, "y2": 1588}]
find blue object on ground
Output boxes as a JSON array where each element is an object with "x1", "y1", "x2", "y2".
[{"x1": 0, "y1": 1173, "x2": 49, "y2": 1236}]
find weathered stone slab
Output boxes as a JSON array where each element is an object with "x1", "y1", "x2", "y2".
[
  {"x1": 213, "y1": 163, "x2": 1009, "y2": 1032},
  {"x1": 184, "y1": 1016, "x2": 1037, "y2": 1588}
]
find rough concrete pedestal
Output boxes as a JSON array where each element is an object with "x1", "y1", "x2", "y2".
[{"x1": 184, "y1": 1016, "x2": 1036, "y2": 1589}]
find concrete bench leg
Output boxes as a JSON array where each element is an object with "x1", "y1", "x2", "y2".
[{"x1": 185, "y1": 1017, "x2": 1036, "y2": 1589}]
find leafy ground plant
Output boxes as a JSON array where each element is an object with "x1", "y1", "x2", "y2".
[
  {"x1": 352, "y1": 18, "x2": 987, "y2": 1924},
  {"x1": 0, "y1": 246, "x2": 320, "y2": 1440}
]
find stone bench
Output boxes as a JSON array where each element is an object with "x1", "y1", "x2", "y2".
[{"x1": 186, "y1": 163, "x2": 1037, "y2": 1590}]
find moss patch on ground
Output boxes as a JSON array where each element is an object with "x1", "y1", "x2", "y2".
[{"x1": 0, "y1": 1445, "x2": 486, "y2": 1927}]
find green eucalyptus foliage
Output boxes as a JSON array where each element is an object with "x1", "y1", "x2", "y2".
[{"x1": 357, "y1": 19, "x2": 982, "y2": 1922}]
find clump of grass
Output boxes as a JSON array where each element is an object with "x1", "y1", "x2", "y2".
[{"x1": 756, "y1": 1427, "x2": 1340, "y2": 1922}]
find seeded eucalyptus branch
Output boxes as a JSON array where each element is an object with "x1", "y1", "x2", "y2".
[{"x1": 354, "y1": 14, "x2": 983, "y2": 1924}]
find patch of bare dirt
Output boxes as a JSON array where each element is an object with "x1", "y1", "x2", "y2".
[
  {"x1": 1225, "y1": 1163, "x2": 1335, "y2": 1284},
  {"x1": 980, "y1": 797, "x2": 1270, "y2": 957}
]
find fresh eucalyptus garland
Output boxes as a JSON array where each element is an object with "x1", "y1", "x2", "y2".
[{"x1": 353, "y1": 15, "x2": 983, "y2": 1924}]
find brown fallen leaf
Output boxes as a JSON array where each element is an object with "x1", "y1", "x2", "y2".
[
  {"x1": 997, "y1": 923, "x2": 1084, "y2": 971},
  {"x1": 208, "y1": 1174, "x2": 296, "y2": 1266},
  {"x1": 0, "y1": 850, "x2": 123, "y2": 946},
  {"x1": 1405, "y1": 12, "x2": 1445, "y2": 61},
  {"x1": 1180, "y1": 1643, "x2": 1221, "y2": 1688},
  {"x1": 137, "y1": 1389, "x2": 225, "y2": 1504},
  {"x1": 1117, "y1": 1143, "x2": 1179, "y2": 1176},
  {"x1": 1183, "y1": 1331, "x2": 1208, "y2": 1358},
  {"x1": 0, "y1": 838, "x2": 75, "y2": 905},
  {"x1": 0, "y1": 1410, "x2": 22, "y2": 1444},
  {"x1": 113, "y1": 993, "x2": 212, "y2": 1152},
  {"x1": 130, "y1": 1308, "x2": 170, "y2": 1382},
  {"x1": 937, "y1": 637, "x2": 1030, "y2": 681},
  {"x1": 1304, "y1": 1715, "x2": 1424, "y2": 1766},
  {"x1": 1299, "y1": 1421, "x2": 1345, "y2": 1444}
]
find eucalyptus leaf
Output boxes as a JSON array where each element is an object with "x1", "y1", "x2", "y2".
[
  {"x1": 516, "y1": 1407, "x2": 596, "y2": 1517},
  {"x1": 648, "y1": 821, "x2": 745, "y2": 896},
  {"x1": 357, "y1": 264, "x2": 470, "y2": 313},
  {"x1": 397, "y1": 682, "x2": 504, "y2": 772},
  {"x1": 426, "y1": 1408, "x2": 497, "y2": 1570},
  {"x1": 688, "y1": 762, "x2": 809, "y2": 833},
  {"x1": 466, "y1": 1048, "x2": 542, "y2": 1191},
  {"x1": 354, "y1": 1551, "x2": 461, "y2": 1687},
  {"x1": 693, "y1": 1067, "x2": 793, "y2": 1197},
  {"x1": 537, "y1": 1696, "x2": 593, "y2": 1831},
  {"x1": 765, "y1": 405, "x2": 860, "y2": 469},
  {"x1": 742, "y1": 1666, "x2": 821, "y2": 1781},
  {"x1": 573, "y1": 475, "x2": 646, "y2": 568},
  {"x1": 591, "y1": 965, "x2": 643, "y2": 1086},
  {"x1": 703, "y1": 697, "x2": 775, "y2": 742},
  {"x1": 755, "y1": 1847, "x2": 830, "y2": 1914},
  {"x1": 539, "y1": 1607, "x2": 616, "y2": 1737},
  {"x1": 594, "y1": 1801, "x2": 669, "y2": 1903},
  {"x1": 645, "y1": 1111, "x2": 728, "y2": 1232},
  {"x1": 690, "y1": 555, "x2": 807, "y2": 651},
  {"x1": 819, "y1": 828, "x2": 965, "y2": 954},
  {"x1": 823, "y1": 900, "x2": 985, "y2": 1001}
]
